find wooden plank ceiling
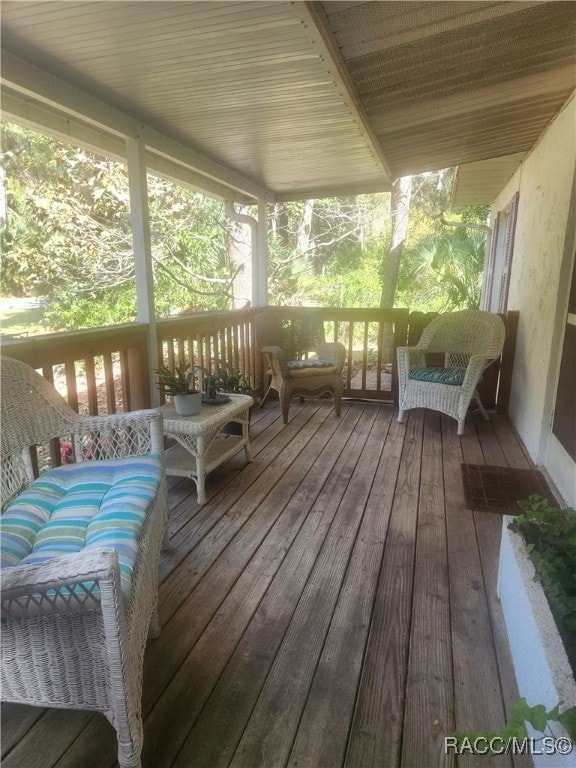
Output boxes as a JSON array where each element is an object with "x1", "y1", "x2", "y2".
[
  {"x1": 317, "y1": 0, "x2": 576, "y2": 178},
  {"x1": 1, "y1": 1, "x2": 575, "y2": 200}
]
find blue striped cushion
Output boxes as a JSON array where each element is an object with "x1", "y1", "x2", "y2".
[
  {"x1": 287, "y1": 359, "x2": 332, "y2": 369},
  {"x1": 408, "y1": 366, "x2": 466, "y2": 385},
  {"x1": 0, "y1": 454, "x2": 163, "y2": 604}
]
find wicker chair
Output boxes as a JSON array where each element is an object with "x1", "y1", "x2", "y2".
[
  {"x1": 0, "y1": 357, "x2": 168, "y2": 768},
  {"x1": 254, "y1": 309, "x2": 346, "y2": 423},
  {"x1": 397, "y1": 310, "x2": 505, "y2": 435}
]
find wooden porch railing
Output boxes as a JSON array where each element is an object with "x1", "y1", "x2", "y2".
[
  {"x1": 156, "y1": 307, "x2": 261, "y2": 405},
  {"x1": 0, "y1": 307, "x2": 519, "y2": 416},
  {"x1": 0, "y1": 324, "x2": 151, "y2": 414}
]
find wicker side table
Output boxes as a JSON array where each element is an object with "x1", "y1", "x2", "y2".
[{"x1": 160, "y1": 394, "x2": 253, "y2": 504}]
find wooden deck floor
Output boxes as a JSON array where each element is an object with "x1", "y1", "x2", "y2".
[{"x1": 2, "y1": 400, "x2": 536, "y2": 768}]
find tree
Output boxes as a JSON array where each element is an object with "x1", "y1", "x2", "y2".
[
  {"x1": 380, "y1": 175, "x2": 412, "y2": 310},
  {"x1": 1, "y1": 120, "x2": 489, "y2": 334},
  {"x1": 267, "y1": 195, "x2": 387, "y2": 306},
  {"x1": 0, "y1": 122, "x2": 239, "y2": 328},
  {"x1": 416, "y1": 225, "x2": 488, "y2": 310}
]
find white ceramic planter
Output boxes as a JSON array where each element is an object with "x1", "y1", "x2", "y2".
[
  {"x1": 498, "y1": 517, "x2": 576, "y2": 766},
  {"x1": 173, "y1": 391, "x2": 202, "y2": 416}
]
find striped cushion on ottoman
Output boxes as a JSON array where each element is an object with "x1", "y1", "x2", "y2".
[{"x1": 0, "y1": 454, "x2": 163, "y2": 604}]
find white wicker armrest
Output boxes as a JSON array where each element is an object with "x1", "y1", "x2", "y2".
[
  {"x1": 73, "y1": 409, "x2": 164, "y2": 459},
  {"x1": 406, "y1": 347, "x2": 427, "y2": 367},
  {"x1": 1, "y1": 548, "x2": 120, "y2": 619},
  {"x1": 461, "y1": 354, "x2": 489, "y2": 392},
  {"x1": 397, "y1": 346, "x2": 426, "y2": 371}
]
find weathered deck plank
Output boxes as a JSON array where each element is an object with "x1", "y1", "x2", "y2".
[
  {"x1": 401, "y1": 410, "x2": 453, "y2": 768},
  {"x1": 345, "y1": 408, "x2": 424, "y2": 768},
  {"x1": 1, "y1": 404, "x2": 529, "y2": 768},
  {"x1": 286, "y1": 410, "x2": 403, "y2": 768},
  {"x1": 172, "y1": 404, "x2": 372, "y2": 768},
  {"x1": 442, "y1": 413, "x2": 513, "y2": 768}
]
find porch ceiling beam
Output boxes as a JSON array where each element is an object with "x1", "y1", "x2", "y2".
[
  {"x1": 1, "y1": 51, "x2": 134, "y2": 138},
  {"x1": 1, "y1": 51, "x2": 273, "y2": 204},
  {"x1": 2, "y1": 88, "x2": 127, "y2": 162},
  {"x1": 3, "y1": 89, "x2": 257, "y2": 202},
  {"x1": 140, "y1": 127, "x2": 272, "y2": 204},
  {"x1": 293, "y1": 2, "x2": 393, "y2": 182},
  {"x1": 146, "y1": 154, "x2": 257, "y2": 205},
  {"x1": 274, "y1": 179, "x2": 391, "y2": 202}
]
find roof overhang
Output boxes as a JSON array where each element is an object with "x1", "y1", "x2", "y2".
[
  {"x1": 1, "y1": 1, "x2": 574, "y2": 204},
  {"x1": 451, "y1": 152, "x2": 527, "y2": 207}
]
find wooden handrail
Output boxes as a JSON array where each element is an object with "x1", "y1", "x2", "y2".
[
  {"x1": 0, "y1": 308, "x2": 518, "y2": 415},
  {"x1": 0, "y1": 323, "x2": 151, "y2": 414}
]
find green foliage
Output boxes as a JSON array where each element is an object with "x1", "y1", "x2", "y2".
[
  {"x1": 456, "y1": 697, "x2": 576, "y2": 749},
  {"x1": 409, "y1": 226, "x2": 487, "y2": 310},
  {"x1": 2, "y1": 120, "x2": 491, "y2": 328},
  {"x1": 2, "y1": 122, "x2": 136, "y2": 327},
  {"x1": 212, "y1": 362, "x2": 253, "y2": 395},
  {"x1": 396, "y1": 172, "x2": 489, "y2": 312},
  {"x1": 1, "y1": 122, "x2": 234, "y2": 331},
  {"x1": 147, "y1": 175, "x2": 232, "y2": 314},
  {"x1": 295, "y1": 238, "x2": 384, "y2": 308},
  {"x1": 43, "y1": 288, "x2": 136, "y2": 331},
  {"x1": 509, "y1": 496, "x2": 576, "y2": 671},
  {"x1": 155, "y1": 363, "x2": 199, "y2": 395},
  {"x1": 267, "y1": 196, "x2": 389, "y2": 307}
]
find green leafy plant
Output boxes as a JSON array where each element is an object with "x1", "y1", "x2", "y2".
[
  {"x1": 155, "y1": 363, "x2": 200, "y2": 396},
  {"x1": 509, "y1": 495, "x2": 576, "y2": 672},
  {"x1": 455, "y1": 697, "x2": 576, "y2": 750},
  {"x1": 212, "y1": 362, "x2": 253, "y2": 395}
]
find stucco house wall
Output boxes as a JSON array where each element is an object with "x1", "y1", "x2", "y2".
[{"x1": 491, "y1": 94, "x2": 576, "y2": 506}]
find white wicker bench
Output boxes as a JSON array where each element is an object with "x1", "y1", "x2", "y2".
[{"x1": 0, "y1": 357, "x2": 168, "y2": 768}]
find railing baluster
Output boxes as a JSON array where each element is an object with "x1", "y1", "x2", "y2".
[
  {"x1": 85, "y1": 356, "x2": 99, "y2": 415},
  {"x1": 65, "y1": 360, "x2": 79, "y2": 412},
  {"x1": 103, "y1": 352, "x2": 116, "y2": 413}
]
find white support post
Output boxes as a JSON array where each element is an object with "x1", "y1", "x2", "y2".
[
  {"x1": 126, "y1": 133, "x2": 159, "y2": 406},
  {"x1": 256, "y1": 198, "x2": 268, "y2": 306}
]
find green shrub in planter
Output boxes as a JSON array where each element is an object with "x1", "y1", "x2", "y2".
[
  {"x1": 213, "y1": 362, "x2": 253, "y2": 396},
  {"x1": 509, "y1": 495, "x2": 576, "y2": 674}
]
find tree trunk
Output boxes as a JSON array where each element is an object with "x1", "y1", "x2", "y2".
[
  {"x1": 380, "y1": 175, "x2": 412, "y2": 309},
  {"x1": 297, "y1": 198, "x2": 315, "y2": 257},
  {"x1": 380, "y1": 175, "x2": 412, "y2": 359},
  {"x1": 227, "y1": 203, "x2": 253, "y2": 309}
]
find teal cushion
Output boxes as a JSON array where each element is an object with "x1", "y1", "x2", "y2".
[
  {"x1": 287, "y1": 359, "x2": 332, "y2": 369},
  {"x1": 0, "y1": 454, "x2": 163, "y2": 604},
  {"x1": 409, "y1": 366, "x2": 466, "y2": 386}
]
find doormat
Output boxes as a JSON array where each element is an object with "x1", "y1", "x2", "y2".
[{"x1": 461, "y1": 463, "x2": 557, "y2": 514}]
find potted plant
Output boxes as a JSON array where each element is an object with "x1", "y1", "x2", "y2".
[
  {"x1": 213, "y1": 362, "x2": 253, "y2": 397},
  {"x1": 155, "y1": 363, "x2": 202, "y2": 416},
  {"x1": 209, "y1": 362, "x2": 254, "y2": 434}
]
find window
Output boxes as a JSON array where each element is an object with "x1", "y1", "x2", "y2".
[{"x1": 483, "y1": 192, "x2": 519, "y2": 313}]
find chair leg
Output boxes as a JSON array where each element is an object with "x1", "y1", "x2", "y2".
[
  {"x1": 148, "y1": 608, "x2": 161, "y2": 639},
  {"x1": 258, "y1": 383, "x2": 274, "y2": 409},
  {"x1": 116, "y1": 712, "x2": 143, "y2": 768},
  {"x1": 397, "y1": 409, "x2": 405, "y2": 424},
  {"x1": 281, "y1": 395, "x2": 290, "y2": 424},
  {"x1": 457, "y1": 417, "x2": 466, "y2": 436},
  {"x1": 334, "y1": 393, "x2": 342, "y2": 417},
  {"x1": 473, "y1": 389, "x2": 490, "y2": 422}
]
